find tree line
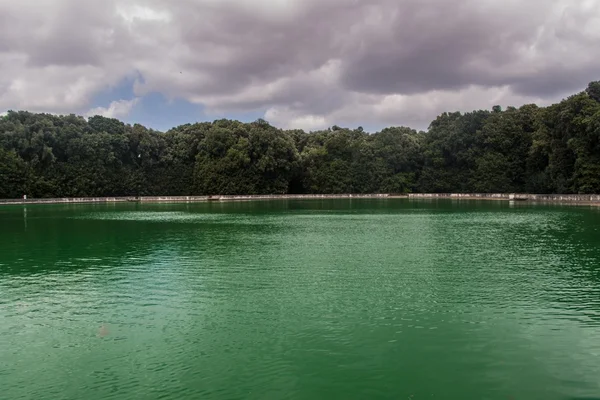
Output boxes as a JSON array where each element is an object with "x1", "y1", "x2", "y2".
[{"x1": 1, "y1": 82, "x2": 600, "y2": 198}]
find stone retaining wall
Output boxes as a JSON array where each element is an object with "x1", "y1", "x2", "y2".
[
  {"x1": 0, "y1": 197, "x2": 129, "y2": 205},
  {"x1": 407, "y1": 193, "x2": 600, "y2": 202},
  {"x1": 407, "y1": 193, "x2": 509, "y2": 200},
  {"x1": 2, "y1": 193, "x2": 600, "y2": 205},
  {"x1": 0, "y1": 193, "x2": 391, "y2": 205}
]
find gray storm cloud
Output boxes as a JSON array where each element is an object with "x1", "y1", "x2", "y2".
[{"x1": 0, "y1": 0, "x2": 598, "y2": 129}]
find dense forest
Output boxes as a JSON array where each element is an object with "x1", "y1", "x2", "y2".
[{"x1": 2, "y1": 82, "x2": 600, "y2": 198}]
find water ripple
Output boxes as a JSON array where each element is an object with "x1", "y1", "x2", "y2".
[{"x1": 1, "y1": 201, "x2": 600, "y2": 399}]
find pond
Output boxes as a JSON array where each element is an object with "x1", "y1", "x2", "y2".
[{"x1": 1, "y1": 199, "x2": 599, "y2": 399}]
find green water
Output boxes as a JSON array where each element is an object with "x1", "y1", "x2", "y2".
[{"x1": 1, "y1": 200, "x2": 600, "y2": 400}]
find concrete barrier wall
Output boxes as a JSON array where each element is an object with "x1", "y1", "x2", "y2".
[
  {"x1": 206, "y1": 194, "x2": 390, "y2": 201},
  {"x1": 140, "y1": 196, "x2": 210, "y2": 202},
  {"x1": 0, "y1": 197, "x2": 130, "y2": 205},
  {"x1": 527, "y1": 194, "x2": 600, "y2": 202},
  {"x1": 2, "y1": 193, "x2": 600, "y2": 205},
  {"x1": 407, "y1": 193, "x2": 600, "y2": 202},
  {"x1": 408, "y1": 193, "x2": 509, "y2": 200},
  {"x1": 0, "y1": 193, "x2": 391, "y2": 205}
]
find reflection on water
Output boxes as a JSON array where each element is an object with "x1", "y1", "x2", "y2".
[{"x1": 1, "y1": 199, "x2": 600, "y2": 400}]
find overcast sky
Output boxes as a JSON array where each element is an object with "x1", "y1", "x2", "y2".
[{"x1": 1, "y1": 0, "x2": 599, "y2": 131}]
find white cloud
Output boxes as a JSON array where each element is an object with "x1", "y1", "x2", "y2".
[
  {"x1": 117, "y1": 5, "x2": 171, "y2": 23},
  {"x1": 265, "y1": 85, "x2": 557, "y2": 131},
  {"x1": 265, "y1": 107, "x2": 329, "y2": 131},
  {"x1": 87, "y1": 98, "x2": 139, "y2": 119},
  {"x1": 0, "y1": 0, "x2": 598, "y2": 129}
]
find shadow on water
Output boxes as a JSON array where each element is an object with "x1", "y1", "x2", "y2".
[
  {"x1": 0, "y1": 201, "x2": 289, "y2": 277},
  {"x1": 2, "y1": 198, "x2": 600, "y2": 277}
]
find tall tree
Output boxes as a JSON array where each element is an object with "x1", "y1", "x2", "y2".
[{"x1": 2, "y1": 81, "x2": 600, "y2": 198}]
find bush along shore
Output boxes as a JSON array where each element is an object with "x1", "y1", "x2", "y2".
[{"x1": 2, "y1": 82, "x2": 600, "y2": 199}]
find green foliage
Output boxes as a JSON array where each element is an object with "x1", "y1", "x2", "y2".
[
  {"x1": 0, "y1": 148, "x2": 29, "y2": 198},
  {"x1": 586, "y1": 81, "x2": 600, "y2": 103},
  {"x1": 2, "y1": 82, "x2": 600, "y2": 198},
  {"x1": 470, "y1": 106, "x2": 535, "y2": 192},
  {"x1": 88, "y1": 115, "x2": 126, "y2": 135},
  {"x1": 418, "y1": 110, "x2": 490, "y2": 192},
  {"x1": 193, "y1": 120, "x2": 299, "y2": 195}
]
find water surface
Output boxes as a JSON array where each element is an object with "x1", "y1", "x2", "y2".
[{"x1": 1, "y1": 199, "x2": 600, "y2": 399}]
